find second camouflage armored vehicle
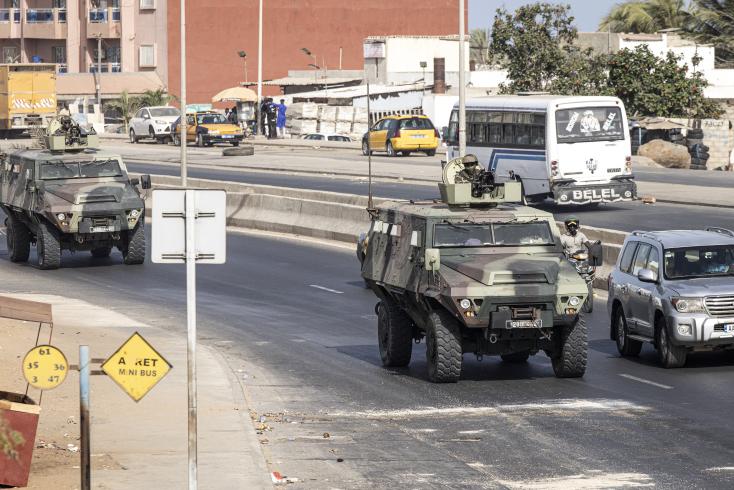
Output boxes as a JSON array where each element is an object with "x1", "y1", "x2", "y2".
[
  {"x1": 359, "y1": 156, "x2": 596, "y2": 382},
  {"x1": 0, "y1": 116, "x2": 151, "y2": 269}
]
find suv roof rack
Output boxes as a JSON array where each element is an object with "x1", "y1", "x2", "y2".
[
  {"x1": 705, "y1": 227, "x2": 734, "y2": 238},
  {"x1": 630, "y1": 230, "x2": 659, "y2": 240}
]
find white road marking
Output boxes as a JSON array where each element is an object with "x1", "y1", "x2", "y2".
[
  {"x1": 619, "y1": 374, "x2": 673, "y2": 390},
  {"x1": 498, "y1": 472, "x2": 654, "y2": 489},
  {"x1": 309, "y1": 284, "x2": 344, "y2": 294},
  {"x1": 329, "y1": 399, "x2": 649, "y2": 419},
  {"x1": 705, "y1": 467, "x2": 734, "y2": 472}
]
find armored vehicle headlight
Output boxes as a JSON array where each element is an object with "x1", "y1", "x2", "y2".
[
  {"x1": 672, "y1": 297, "x2": 705, "y2": 313},
  {"x1": 568, "y1": 296, "x2": 581, "y2": 307},
  {"x1": 571, "y1": 252, "x2": 588, "y2": 261},
  {"x1": 459, "y1": 299, "x2": 472, "y2": 310},
  {"x1": 130, "y1": 209, "x2": 140, "y2": 218},
  {"x1": 56, "y1": 213, "x2": 66, "y2": 221}
]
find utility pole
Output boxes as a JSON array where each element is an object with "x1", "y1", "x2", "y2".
[
  {"x1": 96, "y1": 36, "x2": 102, "y2": 108},
  {"x1": 256, "y1": 0, "x2": 263, "y2": 136},
  {"x1": 458, "y1": 0, "x2": 466, "y2": 157},
  {"x1": 180, "y1": 0, "x2": 187, "y2": 187}
]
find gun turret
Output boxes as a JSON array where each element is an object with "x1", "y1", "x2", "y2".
[
  {"x1": 44, "y1": 116, "x2": 99, "y2": 152},
  {"x1": 438, "y1": 155, "x2": 521, "y2": 207}
]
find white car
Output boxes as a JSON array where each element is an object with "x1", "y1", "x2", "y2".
[
  {"x1": 129, "y1": 106, "x2": 180, "y2": 143},
  {"x1": 302, "y1": 133, "x2": 352, "y2": 142}
]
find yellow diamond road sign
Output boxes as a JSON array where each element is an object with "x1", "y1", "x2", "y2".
[{"x1": 102, "y1": 332, "x2": 172, "y2": 402}]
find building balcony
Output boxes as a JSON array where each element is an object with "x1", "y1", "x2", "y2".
[
  {"x1": 87, "y1": 8, "x2": 121, "y2": 39},
  {"x1": 0, "y1": 9, "x2": 21, "y2": 38},
  {"x1": 22, "y1": 9, "x2": 68, "y2": 39},
  {"x1": 90, "y1": 62, "x2": 122, "y2": 73}
]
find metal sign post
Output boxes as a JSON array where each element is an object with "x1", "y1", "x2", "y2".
[
  {"x1": 458, "y1": 0, "x2": 467, "y2": 157},
  {"x1": 152, "y1": 189, "x2": 227, "y2": 490},
  {"x1": 79, "y1": 345, "x2": 90, "y2": 490}
]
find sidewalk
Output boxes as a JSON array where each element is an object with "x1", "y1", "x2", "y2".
[{"x1": 0, "y1": 294, "x2": 272, "y2": 489}]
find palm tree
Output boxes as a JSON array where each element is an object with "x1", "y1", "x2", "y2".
[
  {"x1": 105, "y1": 90, "x2": 140, "y2": 134},
  {"x1": 137, "y1": 88, "x2": 177, "y2": 107},
  {"x1": 687, "y1": 0, "x2": 734, "y2": 65},
  {"x1": 470, "y1": 28, "x2": 491, "y2": 66},
  {"x1": 600, "y1": 0, "x2": 690, "y2": 33}
]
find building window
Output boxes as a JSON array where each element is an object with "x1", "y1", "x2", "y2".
[
  {"x1": 140, "y1": 0, "x2": 155, "y2": 9},
  {"x1": 2, "y1": 46, "x2": 19, "y2": 63},
  {"x1": 107, "y1": 46, "x2": 120, "y2": 63},
  {"x1": 52, "y1": 0, "x2": 66, "y2": 7},
  {"x1": 52, "y1": 46, "x2": 66, "y2": 63},
  {"x1": 139, "y1": 45, "x2": 155, "y2": 67}
]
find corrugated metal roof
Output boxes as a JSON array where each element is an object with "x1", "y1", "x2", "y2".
[
  {"x1": 365, "y1": 35, "x2": 464, "y2": 41},
  {"x1": 253, "y1": 76, "x2": 363, "y2": 87},
  {"x1": 291, "y1": 82, "x2": 432, "y2": 101}
]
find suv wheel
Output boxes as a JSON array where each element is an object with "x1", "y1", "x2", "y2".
[
  {"x1": 656, "y1": 317, "x2": 687, "y2": 368},
  {"x1": 129, "y1": 129, "x2": 137, "y2": 143},
  {"x1": 426, "y1": 309, "x2": 462, "y2": 383},
  {"x1": 615, "y1": 307, "x2": 642, "y2": 356},
  {"x1": 551, "y1": 315, "x2": 587, "y2": 378},
  {"x1": 6, "y1": 215, "x2": 30, "y2": 262},
  {"x1": 377, "y1": 298, "x2": 412, "y2": 367},
  {"x1": 36, "y1": 221, "x2": 61, "y2": 270}
]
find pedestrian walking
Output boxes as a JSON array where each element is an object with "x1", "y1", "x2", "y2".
[
  {"x1": 276, "y1": 99, "x2": 287, "y2": 138},
  {"x1": 259, "y1": 98, "x2": 269, "y2": 137},
  {"x1": 266, "y1": 98, "x2": 277, "y2": 139}
]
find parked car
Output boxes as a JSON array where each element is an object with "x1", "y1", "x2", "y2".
[
  {"x1": 171, "y1": 111, "x2": 244, "y2": 147},
  {"x1": 302, "y1": 133, "x2": 352, "y2": 142},
  {"x1": 129, "y1": 106, "x2": 180, "y2": 144},
  {"x1": 608, "y1": 227, "x2": 734, "y2": 368},
  {"x1": 362, "y1": 115, "x2": 439, "y2": 157}
]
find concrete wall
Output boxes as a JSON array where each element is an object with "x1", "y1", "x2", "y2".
[
  {"x1": 422, "y1": 93, "x2": 458, "y2": 131},
  {"x1": 166, "y1": 0, "x2": 461, "y2": 103},
  {"x1": 700, "y1": 119, "x2": 733, "y2": 169}
]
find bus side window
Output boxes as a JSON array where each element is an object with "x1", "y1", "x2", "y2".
[
  {"x1": 501, "y1": 112, "x2": 514, "y2": 144},
  {"x1": 489, "y1": 112, "x2": 502, "y2": 144}
]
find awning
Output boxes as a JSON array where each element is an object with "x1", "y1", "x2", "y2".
[
  {"x1": 56, "y1": 72, "x2": 165, "y2": 98},
  {"x1": 212, "y1": 86, "x2": 258, "y2": 102},
  {"x1": 634, "y1": 117, "x2": 689, "y2": 130}
]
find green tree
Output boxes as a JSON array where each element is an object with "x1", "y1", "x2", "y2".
[
  {"x1": 686, "y1": 0, "x2": 734, "y2": 65},
  {"x1": 470, "y1": 28, "x2": 491, "y2": 66},
  {"x1": 549, "y1": 47, "x2": 611, "y2": 96},
  {"x1": 600, "y1": 0, "x2": 690, "y2": 33},
  {"x1": 607, "y1": 45, "x2": 722, "y2": 117},
  {"x1": 137, "y1": 88, "x2": 177, "y2": 107},
  {"x1": 1, "y1": 413, "x2": 25, "y2": 461},
  {"x1": 490, "y1": 3, "x2": 578, "y2": 93},
  {"x1": 105, "y1": 90, "x2": 140, "y2": 134}
]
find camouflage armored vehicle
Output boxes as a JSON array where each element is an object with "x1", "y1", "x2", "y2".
[
  {"x1": 0, "y1": 116, "x2": 151, "y2": 269},
  {"x1": 359, "y1": 156, "x2": 596, "y2": 382}
]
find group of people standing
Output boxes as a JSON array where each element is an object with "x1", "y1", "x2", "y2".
[{"x1": 260, "y1": 98, "x2": 287, "y2": 139}]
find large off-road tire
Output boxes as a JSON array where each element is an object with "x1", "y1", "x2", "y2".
[
  {"x1": 551, "y1": 315, "x2": 587, "y2": 378},
  {"x1": 377, "y1": 298, "x2": 413, "y2": 367},
  {"x1": 583, "y1": 281, "x2": 594, "y2": 313},
  {"x1": 614, "y1": 307, "x2": 642, "y2": 357},
  {"x1": 91, "y1": 246, "x2": 112, "y2": 258},
  {"x1": 426, "y1": 310, "x2": 462, "y2": 383},
  {"x1": 386, "y1": 141, "x2": 397, "y2": 157},
  {"x1": 656, "y1": 316, "x2": 687, "y2": 368},
  {"x1": 501, "y1": 351, "x2": 530, "y2": 363},
  {"x1": 6, "y1": 215, "x2": 30, "y2": 263},
  {"x1": 36, "y1": 221, "x2": 61, "y2": 270},
  {"x1": 122, "y1": 222, "x2": 145, "y2": 265}
]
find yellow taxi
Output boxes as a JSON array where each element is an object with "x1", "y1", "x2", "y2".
[
  {"x1": 362, "y1": 114, "x2": 439, "y2": 157},
  {"x1": 172, "y1": 111, "x2": 244, "y2": 147}
]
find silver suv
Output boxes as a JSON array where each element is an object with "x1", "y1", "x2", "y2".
[{"x1": 608, "y1": 228, "x2": 734, "y2": 368}]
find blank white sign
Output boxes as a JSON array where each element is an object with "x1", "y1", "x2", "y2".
[{"x1": 151, "y1": 189, "x2": 227, "y2": 264}]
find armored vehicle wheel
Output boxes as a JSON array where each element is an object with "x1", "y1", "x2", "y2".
[
  {"x1": 6, "y1": 215, "x2": 30, "y2": 262},
  {"x1": 386, "y1": 141, "x2": 397, "y2": 157},
  {"x1": 501, "y1": 351, "x2": 530, "y2": 363},
  {"x1": 377, "y1": 299, "x2": 412, "y2": 367},
  {"x1": 123, "y1": 223, "x2": 145, "y2": 265},
  {"x1": 36, "y1": 221, "x2": 61, "y2": 270},
  {"x1": 656, "y1": 317, "x2": 686, "y2": 368},
  {"x1": 91, "y1": 246, "x2": 112, "y2": 258},
  {"x1": 361, "y1": 139, "x2": 372, "y2": 156},
  {"x1": 583, "y1": 282, "x2": 594, "y2": 313},
  {"x1": 129, "y1": 129, "x2": 138, "y2": 143},
  {"x1": 551, "y1": 315, "x2": 587, "y2": 378},
  {"x1": 426, "y1": 310, "x2": 462, "y2": 383},
  {"x1": 614, "y1": 307, "x2": 642, "y2": 357}
]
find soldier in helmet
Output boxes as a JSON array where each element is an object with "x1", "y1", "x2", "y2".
[
  {"x1": 455, "y1": 154, "x2": 483, "y2": 183},
  {"x1": 561, "y1": 217, "x2": 590, "y2": 255}
]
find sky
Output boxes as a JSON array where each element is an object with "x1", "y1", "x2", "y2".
[{"x1": 469, "y1": 0, "x2": 619, "y2": 32}]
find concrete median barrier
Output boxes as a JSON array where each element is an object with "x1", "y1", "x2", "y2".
[{"x1": 140, "y1": 174, "x2": 628, "y2": 288}]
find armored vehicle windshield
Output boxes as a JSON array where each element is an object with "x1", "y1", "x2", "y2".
[
  {"x1": 39, "y1": 158, "x2": 124, "y2": 180},
  {"x1": 433, "y1": 221, "x2": 554, "y2": 248}
]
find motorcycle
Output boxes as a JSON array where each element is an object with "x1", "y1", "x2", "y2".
[{"x1": 566, "y1": 248, "x2": 597, "y2": 313}]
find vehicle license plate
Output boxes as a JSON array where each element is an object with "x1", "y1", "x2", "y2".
[
  {"x1": 222, "y1": 135, "x2": 233, "y2": 139},
  {"x1": 724, "y1": 324, "x2": 734, "y2": 333},
  {"x1": 412, "y1": 134, "x2": 425, "y2": 138},
  {"x1": 90, "y1": 225, "x2": 113, "y2": 233},
  {"x1": 506, "y1": 319, "x2": 542, "y2": 328}
]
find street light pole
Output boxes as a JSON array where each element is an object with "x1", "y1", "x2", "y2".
[
  {"x1": 180, "y1": 0, "x2": 188, "y2": 187},
  {"x1": 257, "y1": 0, "x2": 263, "y2": 136},
  {"x1": 458, "y1": 0, "x2": 467, "y2": 157}
]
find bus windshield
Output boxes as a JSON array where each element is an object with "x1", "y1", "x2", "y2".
[
  {"x1": 555, "y1": 107, "x2": 624, "y2": 144},
  {"x1": 433, "y1": 222, "x2": 554, "y2": 248}
]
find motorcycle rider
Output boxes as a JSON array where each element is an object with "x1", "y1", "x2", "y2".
[{"x1": 561, "y1": 217, "x2": 590, "y2": 255}]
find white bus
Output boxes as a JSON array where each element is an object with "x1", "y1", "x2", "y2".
[{"x1": 445, "y1": 96, "x2": 637, "y2": 205}]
